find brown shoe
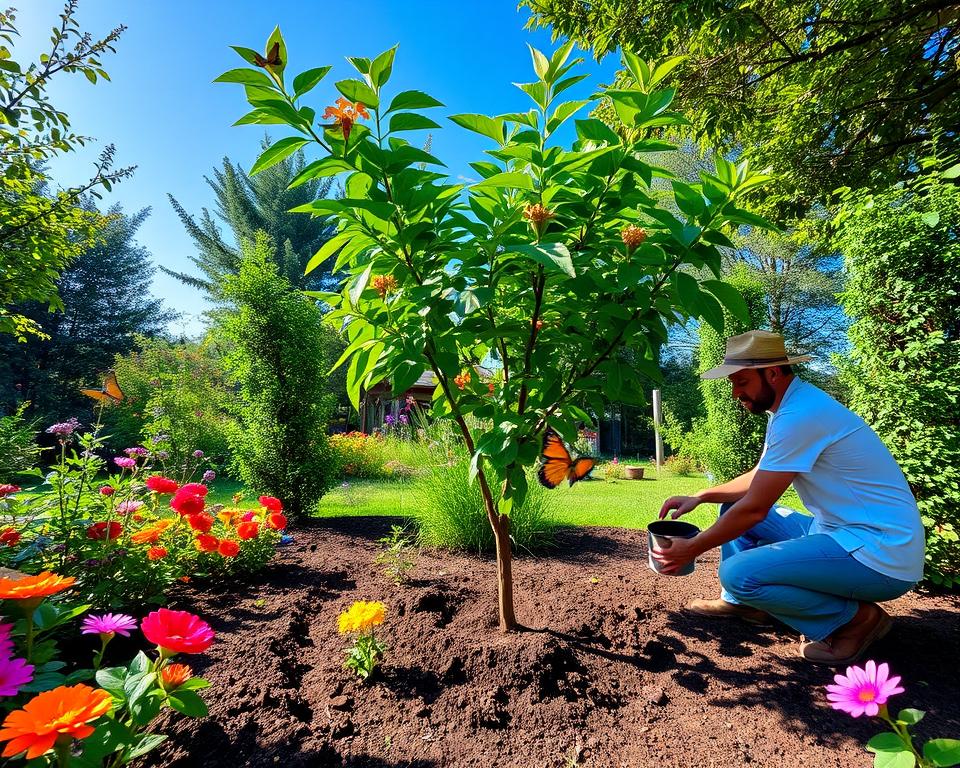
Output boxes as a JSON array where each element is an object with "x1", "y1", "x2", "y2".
[
  {"x1": 799, "y1": 603, "x2": 893, "y2": 666},
  {"x1": 685, "y1": 598, "x2": 771, "y2": 625}
]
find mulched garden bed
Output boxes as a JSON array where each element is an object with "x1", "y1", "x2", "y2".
[{"x1": 152, "y1": 516, "x2": 960, "y2": 767}]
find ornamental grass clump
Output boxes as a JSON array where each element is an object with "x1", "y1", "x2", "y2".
[
  {"x1": 338, "y1": 600, "x2": 387, "y2": 681},
  {"x1": 220, "y1": 29, "x2": 772, "y2": 630},
  {"x1": 825, "y1": 660, "x2": 960, "y2": 767}
]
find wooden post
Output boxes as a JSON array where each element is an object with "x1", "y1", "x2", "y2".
[{"x1": 652, "y1": 388, "x2": 663, "y2": 474}]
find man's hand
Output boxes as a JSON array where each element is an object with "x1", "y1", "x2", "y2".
[
  {"x1": 658, "y1": 495, "x2": 701, "y2": 520},
  {"x1": 649, "y1": 535, "x2": 702, "y2": 574}
]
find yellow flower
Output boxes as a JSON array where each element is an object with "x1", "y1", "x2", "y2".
[{"x1": 337, "y1": 601, "x2": 386, "y2": 634}]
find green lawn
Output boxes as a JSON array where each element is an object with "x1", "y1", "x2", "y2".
[{"x1": 315, "y1": 461, "x2": 808, "y2": 532}]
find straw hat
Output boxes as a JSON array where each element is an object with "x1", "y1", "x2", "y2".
[{"x1": 701, "y1": 330, "x2": 811, "y2": 380}]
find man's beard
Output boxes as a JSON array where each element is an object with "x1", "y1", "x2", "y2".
[{"x1": 739, "y1": 379, "x2": 776, "y2": 414}]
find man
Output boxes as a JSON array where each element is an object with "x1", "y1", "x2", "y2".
[{"x1": 653, "y1": 330, "x2": 924, "y2": 665}]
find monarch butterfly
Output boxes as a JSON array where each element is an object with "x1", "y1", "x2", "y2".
[
  {"x1": 537, "y1": 429, "x2": 595, "y2": 489},
  {"x1": 254, "y1": 42, "x2": 282, "y2": 69},
  {"x1": 81, "y1": 371, "x2": 124, "y2": 404}
]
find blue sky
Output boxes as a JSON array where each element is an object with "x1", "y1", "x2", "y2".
[{"x1": 17, "y1": 1, "x2": 620, "y2": 336}]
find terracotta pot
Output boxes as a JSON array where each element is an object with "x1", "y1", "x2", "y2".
[{"x1": 624, "y1": 466, "x2": 645, "y2": 480}]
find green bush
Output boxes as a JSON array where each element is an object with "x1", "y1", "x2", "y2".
[
  {"x1": 697, "y1": 265, "x2": 769, "y2": 482},
  {"x1": 218, "y1": 233, "x2": 339, "y2": 520},
  {"x1": 0, "y1": 402, "x2": 40, "y2": 482},
  {"x1": 413, "y1": 458, "x2": 557, "y2": 554},
  {"x1": 836, "y1": 177, "x2": 960, "y2": 588}
]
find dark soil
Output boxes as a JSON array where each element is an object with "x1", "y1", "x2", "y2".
[{"x1": 152, "y1": 517, "x2": 960, "y2": 768}]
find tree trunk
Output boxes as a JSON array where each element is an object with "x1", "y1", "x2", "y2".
[{"x1": 477, "y1": 469, "x2": 517, "y2": 631}]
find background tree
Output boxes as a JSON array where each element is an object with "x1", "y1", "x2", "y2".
[
  {"x1": 0, "y1": 2, "x2": 131, "y2": 340},
  {"x1": 0, "y1": 204, "x2": 172, "y2": 423},
  {"x1": 836, "y1": 176, "x2": 960, "y2": 587},
  {"x1": 216, "y1": 233, "x2": 339, "y2": 519},
  {"x1": 165, "y1": 144, "x2": 338, "y2": 296},
  {"x1": 523, "y1": 0, "x2": 960, "y2": 219}
]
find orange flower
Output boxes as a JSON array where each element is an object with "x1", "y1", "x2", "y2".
[
  {"x1": 131, "y1": 520, "x2": 172, "y2": 545},
  {"x1": 535, "y1": 319, "x2": 544, "y2": 331},
  {"x1": 322, "y1": 97, "x2": 369, "y2": 141},
  {"x1": 0, "y1": 684, "x2": 112, "y2": 760},
  {"x1": 487, "y1": 382, "x2": 495, "y2": 396},
  {"x1": 267, "y1": 512, "x2": 287, "y2": 531},
  {"x1": 372, "y1": 274, "x2": 398, "y2": 299},
  {"x1": 194, "y1": 534, "x2": 219, "y2": 553},
  {"x1": 454, "y1": 372, "x2": 471, "y2": 390},
  {"x1": 0, "y1": 572, "x2": 75, "y2": 602},
  {"x1": 236, "y1": 521, "x2": 259, "y2": 540},
  {"x1": 160, "y1": 663, "x2": 192, "y2": 690},
  {"x1": 147, "y1": 547, "x2": 167, "y2": 561},
  {"x1": 523, "y1": 202, "x2": 554, "y2": 237},
  {"x1": 621, "y1": 224, "x2": 647, "y2": 251},
  {"x1": 217, "y1": 539, "x2": 240, "y2": 558}
]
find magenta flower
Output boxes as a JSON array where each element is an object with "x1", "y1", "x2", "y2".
[
  {"x1": 45, "y1": 417, "x2": 81, "y2": 437},
  {"x1": 124, "y1": 447, "x2": 149, "y2": 457},
  {"x1": 0, "y1": 623, "x2": 14, "y2": 657},
  {"x1": 113, "y1": 457, "x2": 137, "y2": 469},
  {"x1": 192, "y1": 450, "x2": 204, "y2": 458},
  {"x1": 825, "y1": 660, "x2": 905, "y2": 718},
  {"x1": 116, "y1": 500, "x2": 144, "y2": 514},
  {"x1": 0, "y1": 655, "x2": 34, "y2": 696},
  {"x1": 81, "y1": 613, "x2": 138, "y2": 638}
]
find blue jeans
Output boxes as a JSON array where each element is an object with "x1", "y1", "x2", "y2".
[{"x1": 717, "y1": 504, "x2": 916, "y2": 641}]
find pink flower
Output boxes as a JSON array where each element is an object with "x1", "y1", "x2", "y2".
[
  {"x1": 145, "y1": 476, "x2": 179, "y2": 494},
  {"x1": 113, "y1": 457, "x2": 137, "y2": 469},
  {"x1": 141, "y1": 609, "x2": 214, "y2": 655},
  {"x1": 179, "y1": 483, "x2": 208, "y2": 497},
  {"x1": 0, "y1": 655, "x2": 34, "y2": 697},
  {"x1": 99, "y1": 486, "x2": 115, "y2": 496},
  {"x1": 0, "y1": 485, "x2": 20, "y2": 497},
  {"x1": 116, "y1": 500, "x2": 143, "y2": 515},
  {"x1": 80, "y1": 614, "x2": 137, "y2": 638},
  {"x1": 825, "y1": 660, "x2": 905, "y2": 718},
  {"x1": 241, "y1": 512, "x2": 255, "y2": 522},
  {"x1": 0, "y1": 623, "x2": 14, "y2": 658}
]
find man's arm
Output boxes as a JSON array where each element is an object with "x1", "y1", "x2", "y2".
[{"x1": 658, "y1": 465, "x2": 758, "y2": 520}]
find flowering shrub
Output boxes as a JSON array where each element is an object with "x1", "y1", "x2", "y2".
[
  {"x1": 825, "y1": 660, "x2": 960, "y2": 767},
  {"x1": 338, "y1": 601, "x2": 387, "y2": 681},
  {"x1": 0, "y1": 571, "x2": 213, "y2": 766},
  {"x1": 329, "y1": 432, "x2": 390, "y2": 479},
  {"x1": 0, "y1": 420, "x2": 285, "y2": 608},
  {"x1": 602, "y1": 459, "x2": 625, "y2": 482}
]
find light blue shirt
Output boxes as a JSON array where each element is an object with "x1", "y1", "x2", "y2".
[{"x1": 758, "y1": 378, "x2": 925, "y2": 582}]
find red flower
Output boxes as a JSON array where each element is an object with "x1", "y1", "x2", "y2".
[
  {"x1": 236, "y1": 521, "x2": 259, "y2": 540},
  {"x1": 217, "y1": 539, "x2": 240, "y2": 558},
  {"x1": 267, "y1": 512, "x2": 287, "y2": 531},
  {"x1": 98, "y1": 486, "x2": 115, "y2": 496},
  {"x1": 147, "y1": 547, "x2": 167, "y2": 560},
  {"x1": 454, "y1": 372, "x2": 471, "y2": 390},
  {"x1": 180, "y1": 483, "x2": 209, "y2": 497},
  {"x1": 193, "y1": 534, "x2": 219, "y2": 553},
  {"x1": 86, "y1": 522, "x2": 122, "y2": 541},
  {"x1": 145, "y1": 476, "x2": 179, "y2": 495},
  {"x1": 187, "y1": 513, "x2": 213, "y2": 533},
  {"x1": 140, "y1": 608, "x2": 214, "y2": 655},
  {"x1": 0, "y1": 528, "x2": 20, "y2": 547},
  {"x1": 0, "y1": 485, "x2": 20, "y2": 497},
  {"x1": 170, "y1": 490, "x2": 204, "y2": 517},
  {"x1": 258, "y1": 496, "x2": 283, "y2": 512}
]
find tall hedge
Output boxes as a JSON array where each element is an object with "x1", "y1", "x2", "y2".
[
  {"x1": 697, "y1": 265, "x2": 769, "y2": 483},
  {"x1": 836, "y1": 179, "x2": 960, "y2": 587},
  {"x1": 217, "y1": 233, "x2": 339, "y2": 519}
]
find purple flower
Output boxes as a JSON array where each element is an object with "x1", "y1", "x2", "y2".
[
  {"x1": 116, "y1": 500, "x2": 144, "y2": 514},
  {"x1": 192, "y1": 450, "x2": 204, "y2": 458},
  {"x1": 155, "y1": 450, "x2": 169, "y2": 460},
  {"x1": 0, "y1": 623, "x2": 14, "y2": 658},
  {"x1": 384, "y1": 414, "x2": 395, "y2": 426},
  {"x1": 113, "y1": 457, "x2": 137, "y2": 469},
  {"x1": 0, "y1": 656, "x2": 34, "y2": 697},
  {"x1": 151, "y1": 434, "x2": 170, "y2": 444},
  {"x1": 81, "y1": 613, "x2": 138, "y2": 638},
  {"x1": 124, "y1": 447, "x2": 149, "y2": 457},
  {"x1": 825, "y1": 660, "x2": 905, "y2": 718},
  {"x1": 202, "y1": 470, "x2": 216, "y2": 483},
  {"x1": 45, "y1": 417, "x2": 81, "y2": 437},
  {"x1": 398, "y1": 414, "x2": 409, "y2": 425}
]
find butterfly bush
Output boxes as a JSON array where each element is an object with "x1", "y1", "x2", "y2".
[
  {"x1": 0, "y1": 420, "x2": 285, "y2": 609},
  {"x1": 825, "y1": 660, "x2": 960, "y2": 767},
  {"x1": 221, "y1": 28, "x2": 772, "y2": 630}
]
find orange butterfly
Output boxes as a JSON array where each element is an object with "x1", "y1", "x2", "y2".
[
  {"x1": 537, "y1": 429, "x2": 596, "y2": 489},
  {"x1": 81, "y1": 371, "x2": 124, "y2": 404}
]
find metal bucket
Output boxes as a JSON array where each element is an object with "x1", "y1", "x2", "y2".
[{"x1": 647, "y1": 519, "x2": 701, "y2": 576}]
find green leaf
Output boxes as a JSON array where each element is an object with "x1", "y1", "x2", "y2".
[
  {"x1": 349, "y1": 263, "x2": 373, "y2": 307},
  {"x1": 386, "y1": 90, "x2": 444, "y2": 113},
  {"x1": 921, "y1": 211, "x2": 940, "y2": 227},
  {"x1": 515, "y1": 80, "x2": 548, "y2": 110},
  {"x1": 167, "y1": 689, "x2": 208, "y2": 718},
  {"x1": 547, "y1": 100, "x2": 589, "y2": 134},
  {"x1": 388, "y1": 112, "x2": 441, "y2": 133},
  {"x1": 553, "y1": 73, "x2": 588, "y2": 98},
  {"x1": 673, "y1": 272, "x2": 700, "y2": 312},
  {"x1": 250, "y1": 136, "x2": 310, "y2": 176},
  {"x1": 722, "y1": 204, "x2": 778, "y2": 231},
  {"x1": 230, "y1": 46, "x2": 260, "y2": 66},
  {"x1": 507, "y1": 243, "x2": 575, "y2": 278},
  {"x1": 528, "y1": 44, "x2": 550, "y2": 79},
  {"x1": 575, "y1": 118, "x2": 620, "y2": 145},
  {"x1": 347, "y1": 56, "x2": 371, "y2": 75},
  {"x1": 306, "y1": 232, "x2": 351, "y2": 274},
  {"x1": 336, "y1": 79, "x2": 379, "y2": 109},
  {"x1": 650, "y1": 56, "x2": 685, "y2": 86},
  {"x1": 701, "y1": 279, "x2": 750, "y2": 324},
  {"x1": 214, "y1": 68, "x2": 275, "y2": 89},
  {"x1": 941, "y1": 163, "x2": 960, "y2": 179},
  {"x1": 472, "y1": 171, "x2": 534, "y2": 190},
  {"x1": 449, "y1": 113, "x2": 504, "y2": 144},
  {"x1": 125, "y1": 733, "x2": 168, "y2": 761},
  {"x1": 369, "y1": 45, "x2": 398, "y2": 88},
  {"x1": 868, "y1": 733, "x2": 910, "y2": 754},
  {"x1": 265, "y1": 26, "x2": 288, "y2": 76},
  {"x1": 289, "y1": 156, "x2": 353, "y2": 188},
  {"x1": 897, "y1": 709, "x2": 925, "y2": 726},
  {"x1": 924, "y1": 739, "x2": 960, "y2": 767},
  {"x1": 292, "y1": 66, "x2": 332, "y2": 98}
]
